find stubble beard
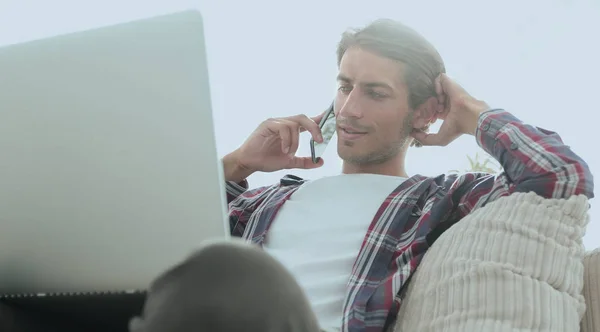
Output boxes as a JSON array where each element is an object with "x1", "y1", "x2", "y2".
[{"x1": 339, "y1": 114, "x2": 413, "y2": 166}]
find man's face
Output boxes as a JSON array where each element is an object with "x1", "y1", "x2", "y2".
[{"x1": 335, "y1": 47, "x2": 414, "y2": 165}]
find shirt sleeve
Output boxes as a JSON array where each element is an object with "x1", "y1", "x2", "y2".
[
  {"x1": 225, "y1": 179, "x2": 249, "y2": 203},
  {"x1": 225, "y1": 180, "x2": 272, "y2": 237},
  {"x1": 451, "y1": 108, "x2": 594, "y2": 218}
]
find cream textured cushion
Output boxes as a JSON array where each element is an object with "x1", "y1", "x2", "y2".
[
  {"x1": 393, "y1": 192, "x2": 589, "y2": 332},
  {"x1": 581, "y1": 248, "x2": 600, "y2": 332}
]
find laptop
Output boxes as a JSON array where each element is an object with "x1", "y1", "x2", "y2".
[{"x1": 0, "y1": 10, "x2": 230, "y2": 296}]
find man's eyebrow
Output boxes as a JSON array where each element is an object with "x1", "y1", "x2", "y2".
[
  {"x1": 363, "y1": 82, "x2": 393, "y2": 91},
  {"x1": 336, "y1": 74, "x2": 351, "y2": 83},
  {"x1": 336, "y1": 74, "x2": 393, "y2": 91}
]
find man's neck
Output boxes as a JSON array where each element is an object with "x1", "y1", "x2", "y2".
[{"x1": 341, "y1": 157, "x2": 409, "y2": 178}]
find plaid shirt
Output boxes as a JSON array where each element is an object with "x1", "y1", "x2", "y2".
[{"x1": 224, "y1": 109, "x2": 594, "y2": 332}]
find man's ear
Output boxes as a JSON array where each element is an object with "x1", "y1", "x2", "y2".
[{"x1": 411, "y1": 97, "x2": 439, "y2": 131}]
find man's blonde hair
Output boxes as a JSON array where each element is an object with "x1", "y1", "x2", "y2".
[{"x1": 337, "y1": 19, "x2": 446, "y2": 110}]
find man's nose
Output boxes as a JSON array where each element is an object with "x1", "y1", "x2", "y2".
[{"x1": 337, "y1": 91, "x2": 363, "y2": 118}]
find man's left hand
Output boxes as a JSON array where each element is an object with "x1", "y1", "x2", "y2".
[{"x1": 411, "y1": 74, "x2": 490, "y2": 147}]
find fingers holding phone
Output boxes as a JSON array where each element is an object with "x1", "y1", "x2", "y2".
[
  {"x1": 281, "y1": 114, "x2": 323, "y2": 154},
  {"x1": 232, "y1": 111, "x2": 326, "y2": 175}
]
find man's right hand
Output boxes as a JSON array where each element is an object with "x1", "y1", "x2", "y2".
[{"x1": 223, "y1": 114, "x2": 326, "y2": 183}]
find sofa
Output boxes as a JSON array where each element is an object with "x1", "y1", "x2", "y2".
[
  {"x1": 2, "y1": 192, "x2": 597, "y2": 332},
  {"x1": 393, "y1": 192, "x2": 599, "y2": 332},
  {"x1": 581, "y1": 250, "x2": 600, "y2": 332}
]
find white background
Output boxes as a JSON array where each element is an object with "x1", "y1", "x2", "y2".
[{"x1": 1, "y1": 0, "x2": 598, "y2": 249}]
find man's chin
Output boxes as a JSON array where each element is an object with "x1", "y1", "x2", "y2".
[
  {"x1": 337, "y1": 146, "x2": 357, "y2": 162},
  {"x1": 338, "y1": 145, "x2": 400, "y2": 166},
  {"x1": 338, "y1": 150, "x2": 372, "y2": 165}
]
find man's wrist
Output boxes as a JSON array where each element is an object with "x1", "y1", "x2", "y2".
[
  {"x1": 222, "y1": 150, "x2": 254, "y2": 183},
  {"x1": 465, "y1": 99, "x2": 490, "y2": 136}
]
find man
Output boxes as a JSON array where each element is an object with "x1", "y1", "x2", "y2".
[{"x1": 129, "y1": 19, "x2": 594, "y2": 332}]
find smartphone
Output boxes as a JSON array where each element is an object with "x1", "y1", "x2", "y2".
[{"x1": 310, "y1": 102, "x2": 336, "y2": 163}]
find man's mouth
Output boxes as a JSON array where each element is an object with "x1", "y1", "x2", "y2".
[
  {"x1": 339, "y1": 125, "x2": 367, "y2": 134},
  {"x1": 342, "y1": 128, "x2": 366, "y2": 134},
  {"x1": 339, "y1": 126, "x2": 367, "y2": 140}
]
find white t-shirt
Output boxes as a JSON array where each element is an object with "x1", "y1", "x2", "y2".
[{"x1": 263, "y1": 173, "x2": 406, "y2": 331}]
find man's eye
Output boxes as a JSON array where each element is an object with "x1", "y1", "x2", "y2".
[
  {"x1": 338, "y1": 85, "x2": 352, "y2": 94},
  {"x1": 368, "y1": 90, "x2": 387, "y2": 100}
]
